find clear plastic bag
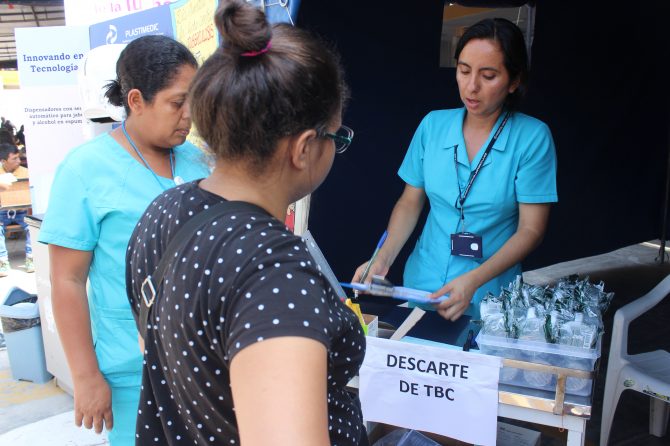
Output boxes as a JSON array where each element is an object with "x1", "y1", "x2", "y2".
[
  {"x1": 373, "y1": 428, "x2": 441, "y2": 446},
  {"x1": 0, "y1": 313, "x2": 40, "y2": 333},
  {"x1": 0, "y1": 289, "x2": 40, "y2": 334}
]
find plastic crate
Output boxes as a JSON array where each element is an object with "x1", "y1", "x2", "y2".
[{"x1": 475, "y1": 331, "x2": 601, "y2": 396}]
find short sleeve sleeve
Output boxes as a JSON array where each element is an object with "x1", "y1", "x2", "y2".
[
  {"x1": 515, "y1": 122, "x2": 558, "y2": 203},
  {"x1": 220, "y1": 240, "x2": 334, "y2": 364},
  {"x1": 38, "y1": 161, "x2": 100, "y2": 251},
  {"x1": 398, "y1": 114, "x2": 432, "y2": 189}
]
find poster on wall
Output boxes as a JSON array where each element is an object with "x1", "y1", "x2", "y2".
[
  {"x1": 170, "y1": 0, "x2": 218, "y2": 65},
  {"x1": 89, "y1": 4, "x2": 174, "y2": 49},
  {"x1": 15, "y1": 26, "x2": 91, "y2": 214},
  {"x1": 64, "y1": 0, "x2": 174, "y2": 26}
]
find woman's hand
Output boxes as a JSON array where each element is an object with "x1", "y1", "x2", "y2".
[
  {"x1": 351, "y1": 184, "x2": 427, "y2": 285},
  {"x1": 432, "y1": 273, "x2": 479, "y2": 321},
  {"x1": 429, "y1": 203, "x2": 551, "y2": 321},
  {"x1": 49, "y1": 246, "x2": 112, "y2": 433},
  {"x1": 351, "y1": 259, "x2": 389, "y2": 284},
  {"x1": 73, "y1": 371, "x2": 113, "y2": 434}
]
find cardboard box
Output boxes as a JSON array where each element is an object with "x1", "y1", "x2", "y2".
[
  {"x1": 496, "y1": 421, "x2": 541, "y2": 446},
  {"x1": 0, "y1": 179, "x2": 31, "y2": 208}
]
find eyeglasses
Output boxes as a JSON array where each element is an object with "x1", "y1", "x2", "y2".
[{"x1": 324, "y1": 125, "x2": 354, "y2": 154}]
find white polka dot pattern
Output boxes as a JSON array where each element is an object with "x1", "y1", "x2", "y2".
[{"x1": 127, "y1": 181, "x2": 366, "y2": 445}]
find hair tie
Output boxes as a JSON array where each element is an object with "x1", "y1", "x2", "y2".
[{"x1": 240, "y1": 40, "x2": 272, "y2": 57}]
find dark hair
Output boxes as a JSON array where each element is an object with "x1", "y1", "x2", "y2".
[
  {"x1": 0, "y1": 129, "x2": 14, "y2": 145},
  {"x1": 15, "y1": 125, "x2": 25, "y2": 146},
  {"x1": 0, "y1": 143, "x2": 18, "y2": 161},
  {"x1": 190, "y1": 0, "x2": 348, "y2": 173},
  {"x1": 104, "y1": 35, "x2": 198, "y2": 115},
  {"x1": 2, "y1": 119, "x2": 14, "y2": 131},
  {"x1": 454, "y1": 18, "x2": 528, "y2": 110}
]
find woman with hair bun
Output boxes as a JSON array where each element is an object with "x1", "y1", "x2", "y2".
[
  {"x1": 39, "y1": 35, "x2": 210, "y2": 445},
  {"x1": 127, "y1": 1, "x2": 367, "y2": 445}
]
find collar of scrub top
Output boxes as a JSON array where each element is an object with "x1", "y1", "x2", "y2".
[
  {"x1": 442, "y1": 107, "x2": 513, "y2": 170},
  {"x1": 454, "y1": 109, "x2": 511, "y2": 216},
  {"x1": 122, "y1": 120, "x2": 185, "y2": 189}
]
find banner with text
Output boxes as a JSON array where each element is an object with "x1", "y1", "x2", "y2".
[
  {"x1": 15, "y1": 26, "x2": 91, "y2": 214},
  {"x1": 65, "y1": 0, "x2": 174, "y2": 26},
  {"x1": 359, "y1": 337, "x2": 502, "y2": 446},
  {"x1": 89, "y1": 4, "x2": 174, "y2": 48},
  {"x1": 170, "y1": 0, "x2": 218, "y2": 65}
]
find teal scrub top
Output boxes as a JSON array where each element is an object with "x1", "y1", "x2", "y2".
[
  {"x1": 39, "y1": 132, "x2": 211, "y2": 387},
  {"x1": 398, "y1": 108, "x2": 558, "y2": 318}
]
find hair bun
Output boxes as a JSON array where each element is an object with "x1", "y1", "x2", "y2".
[
  {"x1": 215, "y1": 0, "x2": 272, "y2": 55},
  {"x1": 104, "y1": 79, "x2": 124, "y2": 107}
]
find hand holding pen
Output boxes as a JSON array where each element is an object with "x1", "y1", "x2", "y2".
[
  {"x1": 346, "y1": 230, "x2": 388, "y2": 334},
  {"x1": 352, "y1": 230, "x2": 389, "y2": 285}
]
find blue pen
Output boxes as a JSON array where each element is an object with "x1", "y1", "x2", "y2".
[{"x1": 359, "y1": 229, "x2": 388, "y2": 284}]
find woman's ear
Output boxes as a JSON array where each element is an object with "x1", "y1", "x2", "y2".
[
  {"x1": 509, "y1": 76, "x2": 521, "y2": 94},
  {"x1": 126, "y1": 89, "x2": 145, "y2": 116},
  {"x1": 288, "y1": 129, "x2": 318, "y2": 170}
]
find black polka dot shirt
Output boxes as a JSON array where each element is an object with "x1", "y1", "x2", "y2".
[{"x1": 126, "y1": 181, "x2": 366, "y2": 445}]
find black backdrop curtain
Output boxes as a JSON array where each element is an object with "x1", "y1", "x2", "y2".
[{"x1": 297, "y1": 1, "x2": 670, "y2": 286}]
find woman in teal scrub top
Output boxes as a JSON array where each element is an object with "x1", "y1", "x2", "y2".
[
  {"x1": 353, "y1": 18, "x2": 557, "y2": 321},
  {"x1": 38, "y1": 36, "x2": 210, "y2": 445}
]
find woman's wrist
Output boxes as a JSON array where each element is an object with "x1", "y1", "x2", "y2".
[
  {"x1": 375, "y1": 252, "x2": 393, "y2": 274},
  {"x1": 71, "y1": 362, "x2": 103, "y2": 382},
  {"x1": 465, "y1": 267, "x2": 486, "y2": 290}
]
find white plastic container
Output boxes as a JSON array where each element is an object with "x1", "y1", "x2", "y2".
[{"x1": 476, "y1": 331, "x2": 601, "y2": 396}]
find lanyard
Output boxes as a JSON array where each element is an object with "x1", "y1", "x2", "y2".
[
  {"x1": 122, "y1": 121, "x2": 176, "y2": 190},
  {"x1": 454, "y1": 110, "x2": 511, "y2": 211}
]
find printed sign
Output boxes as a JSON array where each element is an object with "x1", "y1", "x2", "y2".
[
  {"x1": 65, "y1": 0, "x2": 174, "y2": 26},
  {"x1": 89, "y1": 4, "x2": 174, "y2": 48},
  {"x1": 16, "y1": 26, "x2": 90, "y2": 88},
  {"x1": 15, "y1": 26, "x2": 92, "y2": 214},
  {"x1": 359, "y1": 337, "x2": 502, "y2": 446},
  {"x1": 170, "y1": 0, "x2": 218, "y2": 65}
]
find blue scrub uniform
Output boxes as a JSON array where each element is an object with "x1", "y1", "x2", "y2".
[
  {"x1": 38, "y1": 132, "x2": 210, "y2": 445},
  {"x1": 398, "y1": 108, "x2": 557, "y2": 318}
]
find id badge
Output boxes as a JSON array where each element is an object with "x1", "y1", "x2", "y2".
[{"x1": 450, "y1": 232, "x2": 483, "y2": 258}]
